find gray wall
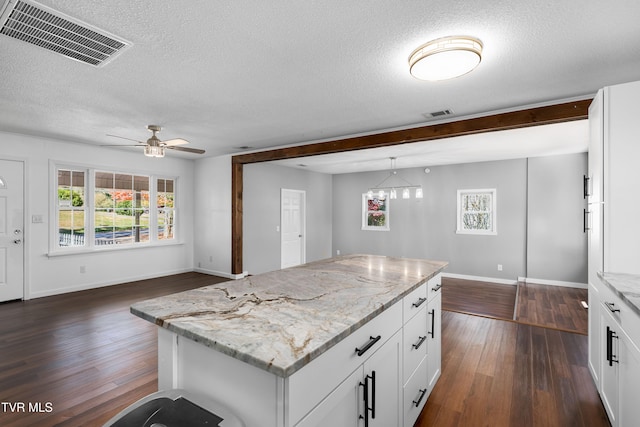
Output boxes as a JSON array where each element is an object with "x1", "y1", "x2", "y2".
[
  {"x1": 244, "y1": 162, "x2": 333, "y2": 274},
  {"x1": 332, "y1": 153, "x2": 588, "y2": 283},
  {"x1": 526, "y1": 153, "x2": 588, "y2": 283}
]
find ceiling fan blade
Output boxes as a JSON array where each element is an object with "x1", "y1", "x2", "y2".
[
  {"x1": 162, "y1": 138, "x2": 189, "y2": 146},
  {"x1": 106, "y1": 134, "x2": 146, "y2": 144},
  {"x1": 100, "y1": 144, "x2": 145, "y2": 147},
  {"x1": 167, "y1": 145, "x2": 206, "y2": 154}
]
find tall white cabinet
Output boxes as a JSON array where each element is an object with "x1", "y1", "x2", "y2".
[{"x1": 587, "y1": 80, "x2": 640, "y2": 427}]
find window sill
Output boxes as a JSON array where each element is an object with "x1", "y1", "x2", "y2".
[{"x1": 47, "y1": 240, "x2": 184, "y2": 257}]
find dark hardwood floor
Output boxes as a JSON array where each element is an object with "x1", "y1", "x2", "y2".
[
  {"x1": 0, "y1": 272, "x2": 228, "y2": 427},
  {"x1": 0, "y1": 273, "x2": 606, "y2": 427},
  {"x1": 442, "y1": 277, "x2": 518, "y2": 321},
  {"x1": 416, "y1": 311, "x2": 609, "y2": 427},
  {"x1": 515, "y1": 282, "x2": 589, "y2": 335}
]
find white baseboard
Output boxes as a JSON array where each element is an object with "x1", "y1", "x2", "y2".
[
  {"x1": 194, "y1": 267, "x2": 247, "y2": 280},
  {"x1": 519, "y1": 277, "x2": 587, "y2": 289},
  {"x1": 27, "y1": 267, "x2": 193, "y2": 300},
  {"x1": 441, "y1": 272, "x2": 517, "y2": 286}
]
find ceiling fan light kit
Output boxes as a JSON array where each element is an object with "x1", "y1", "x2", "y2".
[
  {"x1": 105, "y1": 124, "x2": 205, "y2": 157},
  {"x1": 409, "y1": 35, "x2": 483, "y2": 81}
]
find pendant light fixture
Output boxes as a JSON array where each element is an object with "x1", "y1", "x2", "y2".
[
  {"x1": 367, "y1": 157, "x2": 423, "y2": 200},
  {"x1": 409, "y1": 36, "x2": 483, "y2": 81}
]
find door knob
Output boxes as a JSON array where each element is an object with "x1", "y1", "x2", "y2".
[
  {"x1": 13, "y1": 239, "x2": 21, "y2": 245},
  {"x1": 14, "y1": 229, "x2": 21, "y2": 235}
]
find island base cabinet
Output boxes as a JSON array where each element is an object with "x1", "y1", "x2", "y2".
[
  {"x1": 426, "y1": 292, "x2": 442, "y2": 393},
  {"x1": 403, "y1": 355, "x2": 428, "y2": 427},
  {"x1": 158, "y1": 328, "x2": 283, "y2": 427},
  {"x1": 296, "y1": 330, "x2": 402, "y2": 427}
]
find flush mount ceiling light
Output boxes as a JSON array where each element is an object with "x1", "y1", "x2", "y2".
[{"x1": 409, "y1": 36, "x2": 483, "y2": 81}]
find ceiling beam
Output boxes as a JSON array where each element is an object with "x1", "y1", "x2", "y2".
[{"x1": 230, "y1": 98, "x2": 592, "y2": 274}]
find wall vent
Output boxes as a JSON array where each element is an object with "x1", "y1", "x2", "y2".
[{"x1": 0, "y1": 0, "x2": 131, "y2": 66}]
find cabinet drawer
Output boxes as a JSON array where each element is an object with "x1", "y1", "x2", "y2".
[
  {"x1": 403, "y1": 355, "x2": 428, "y2": 427},
  {"x1": 427, "y1": 274, "x2": 442, "y2": 302},
  {"x1": 287, "y1": 302, "x2": 403, "y2": 424},
  {"x1": 403, "y1": 305, "x2": 428, "y2": 385},
  {"x1": 599, "y1": 281, "x2": 640, "y2": 350},
  {"x1": 403, "y1": 282, "x2": 427, "y2": 323}
]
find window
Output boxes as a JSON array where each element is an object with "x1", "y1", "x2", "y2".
[
  {"x1": 362, "y1": 193, "x2": 390, "y2": 231},
  {"x1": 95, "y1": 172, "x2": 150, "y2": 245},
  {"x1": 53, "y1": 164, "x2": 177, "y2": 251},
  {"x1": 157, "y1": 178, "x2": 174, "y2": 240},
  {"x1": 456, "y1": 189, "x2": 497, "y2": 235},
  {"x1": 57, "y1": 169, "x2": 86, "y2": 247}
]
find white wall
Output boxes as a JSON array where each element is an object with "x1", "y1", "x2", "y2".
[
  {"x1": 193, "y1": 155, "x2": 234, "y2": 277},
  {"x1": 331, "y1": 154, "x2": 588, "y2": 284},
  {"x1": 243, "y1": 162, "x2": 332, "y2": 275},
  {"x1": 0, "y1": 131, "x2": 196, "y2": 299}
]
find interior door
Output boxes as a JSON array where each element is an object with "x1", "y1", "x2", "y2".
[
  {"x1": 281, "y1": 189, "x2": 305, "y2": 269},
  {"x1": 0, "y1": 159, "x2": 24, "y2": 302}
]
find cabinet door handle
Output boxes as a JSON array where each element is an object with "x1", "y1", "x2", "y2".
[
  {"x1": 359, "y1": 376, "x2": 370, "y2": 427},
  {"x1": 583, "y1": 209, "x2": 590, "y2": 233},
  {"x1": 606, "y1": 326, "x2": 619, "y2": 366},
  {"x1": 370, "y1": 370, "x2": 376, "y2": 419},
  {"x1": 604, "y1": 302, "x2": 620, "y2": 313},
  {"x1": 412, "y1": 297, "x2": 427, "y2": 308},
  {"x1": 355, "y1": 335, "x2": 381, "y2": 357},
  {"x1": 412, "y1": 335, "x2": 427, "y2": 350},
  {"x1": 583, "y1": 175, "x2": 590, "y2": 199},
  {"x1": 428, "y1": 310, "x2": 435, "y2": 338},
  {"x1": 431, "y1": 284, "x2": 442, "y2": 292},
  {"x1": 413, "y1": 388, "x2": 428, "y2": 407}
]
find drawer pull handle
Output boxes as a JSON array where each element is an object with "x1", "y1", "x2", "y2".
[
  {"x1": 412, "y1": 336, "x2": 427, "y2": 350},
  {"x1": 431, "y1": 284, "x2": 442, "y2": 292},
  {"x1": 355, "y1": 335, "x2": 381, "y2": 357},
  {"x1": 413, "y1": 388, "x2": 427, "y2": 407},
  {"x1": 412, "y1": 297, "x2": 427, "y2": 308},
  {"x1": 605, "y1": 302, "x2": 620, "y2": 313}
]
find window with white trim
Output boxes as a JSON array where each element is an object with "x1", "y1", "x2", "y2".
[
  {"x1": 54, "y1": 164, "x2": 177, "y2": 250},
  {"x1": 57, "y1": 168, "x2": 86, "y2": 247},
  {"x1": 456, "y1": 188, "x2": 497, "y2": 235}
]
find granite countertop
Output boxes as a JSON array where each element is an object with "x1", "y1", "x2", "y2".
[
  {"x1": 131, "y1": 254, "x2": 447, "y2": 378},
  {"x1": 598, "y1": 272, "x2": 640, "y2": 316}
]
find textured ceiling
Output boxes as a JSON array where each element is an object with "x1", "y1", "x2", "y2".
[{"x1": 0, "y1": 0, "x2": 639, "y2": 169}]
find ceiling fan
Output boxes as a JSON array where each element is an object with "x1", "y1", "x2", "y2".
[{"x1": 105, "y1": 125, "x2": 205, "y2": 157}]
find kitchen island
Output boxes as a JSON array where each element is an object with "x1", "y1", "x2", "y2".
[{"x1": 132, "y1": 254, "x2": 447, "y2": 426}]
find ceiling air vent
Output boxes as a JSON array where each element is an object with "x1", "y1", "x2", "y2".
[
  {"x1": 425, "y1": 109, "x2": 454, "y2": 119},
  {"x1": 0, "y1": 0, "x2": 131, "y2": 66}
]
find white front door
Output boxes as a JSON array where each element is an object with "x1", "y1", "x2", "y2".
[
  {"x1": 281, "y1": 189, "x2": 305, "y2": 269},
  {"x1": 0, "y1": 159, "x2": 24, "y2": 302}
]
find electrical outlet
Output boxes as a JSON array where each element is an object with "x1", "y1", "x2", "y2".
[
  {"x1": 497, "y1": 264, "x2": 503, "y2": 271},
  {"x1": 80, "y1": 266, "x2": 86, "y2": 274},
  {"x1": 336, "y1": 249, "x2": 341, "y2": 255}
]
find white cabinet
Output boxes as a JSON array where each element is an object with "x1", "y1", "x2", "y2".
[
  {"x1": 296, "y1": 330, "x2": 402, "y2": 427},
  {"x1": 426, "y1": 291, "x2": 442, "y2": 393},
  {"x1": 587, "y1": 80, "x2": 640, "y2": 397},
  {"x1": 587, "y1": 80, "x2": 640, "y2": 276},
  {"x1": 158, "y1": 274, "x2": 443, "y2": 427},
  {"x1": 598, "y1": 292, "x2": 640, "y2": 427},
  {"x1": 402, "y1": 274, "x2": 442, "y2": 427}
]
